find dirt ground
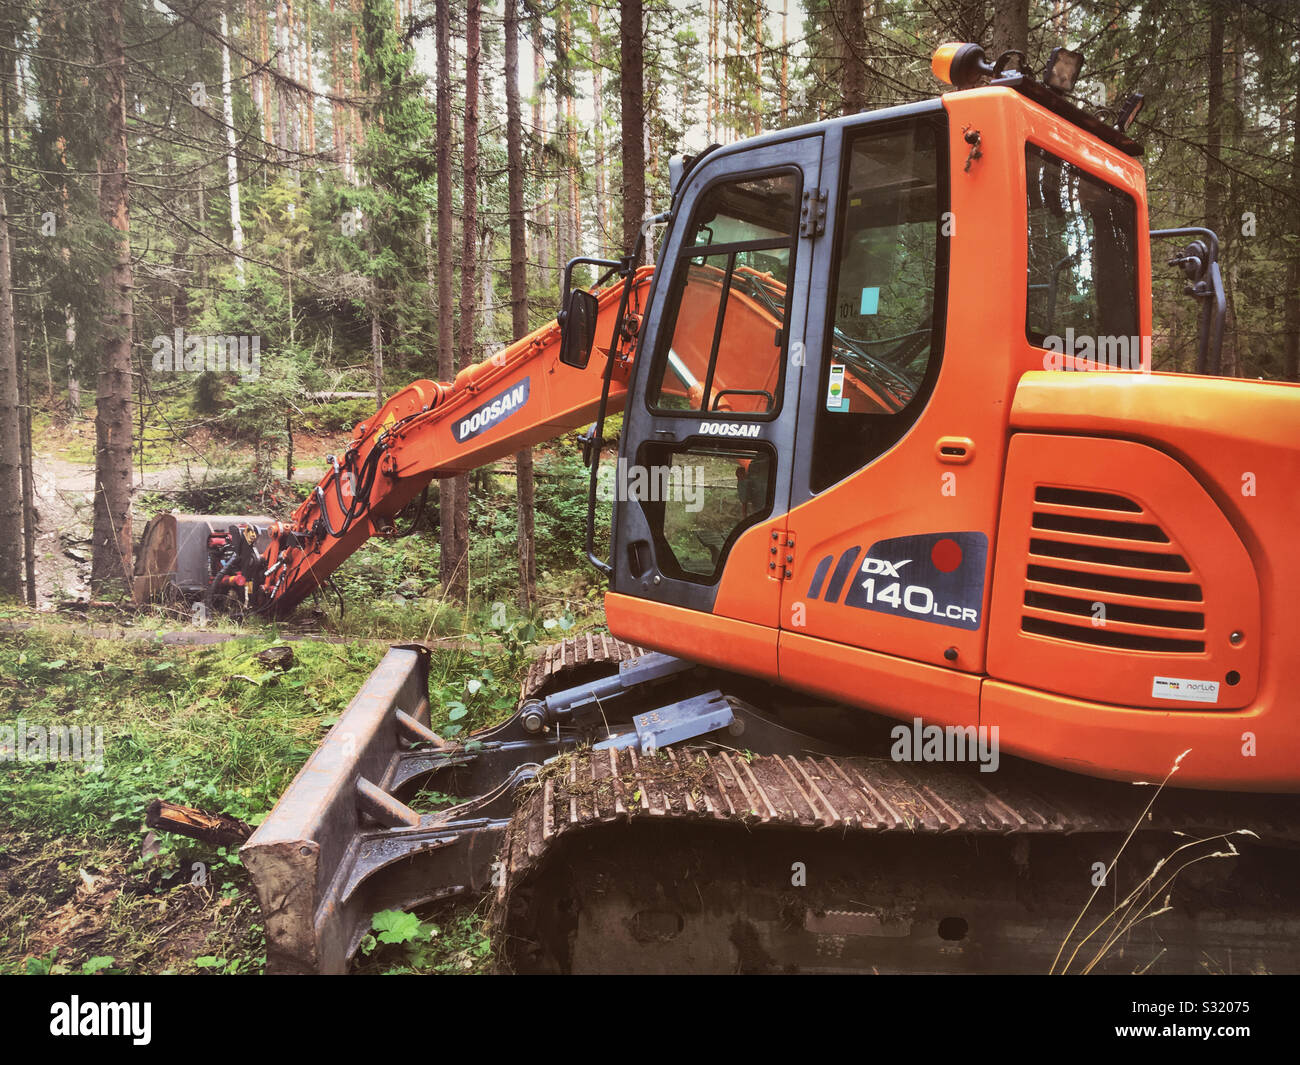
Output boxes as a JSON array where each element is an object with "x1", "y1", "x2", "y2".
[{"x1": 0, "y1": 830, "x2": 262, "y2": 975}]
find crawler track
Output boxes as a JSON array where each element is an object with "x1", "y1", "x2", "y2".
[{"x1": 494, "y1": 747, "x2": 1300, "y2": 973}]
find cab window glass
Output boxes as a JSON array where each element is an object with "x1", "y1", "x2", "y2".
[
  {"x1": 649, "y1": 172, "x2": 800, "y2": 416},
  {"x1": 637, "y1": 444, "x2": 774, "y2": 583},
  {"x1": 811, "y1": 117, "x2": 948, "y2": 492},
  {"x1": 1025, "y1": 145, "x2": 1138, "y2": 344}
]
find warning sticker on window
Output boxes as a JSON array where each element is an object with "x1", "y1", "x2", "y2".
[
  {"x1": 826, "y1": 362, "x2": 847, "y2": 411},
  {"x1": 1151, "y1": 676, "x2": 1220, "y2": 704}
]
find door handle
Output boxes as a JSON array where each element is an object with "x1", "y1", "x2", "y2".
[{"x1": 936, "y1": 437, "x2": 975, "y2": 464}]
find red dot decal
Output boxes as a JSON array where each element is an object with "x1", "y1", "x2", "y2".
[{"x1": 931, "y1": 538, "x2": 963, "y2": 573}]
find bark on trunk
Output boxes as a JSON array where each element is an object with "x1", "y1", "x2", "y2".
[
  {"x1": 620, "y1": 0, "x2": 646, "y2": 260},
  {"x1": 991, "y1": 0, "x2": 1029, "y2": 59},
  {"x1": 836, "y1": 0, "x2": 867, "y2": 115},
  {"x1": 590, "y1": 3, "x2": 607, "y2": 253},
  {"x1": 221, "y1": 8, "x2": 245, "y2": 285},
  {"x1": 435, "y1": 0, "x2": 460, "y2": 598},
  {"x1": 1204, "y1": 4, "x2": 1225, "y2": 376},
  {"x1": 0, "y1": 113, "x2": 21, "y2": 597},
  {"x1": 506, "y1": 0, "x2": 536, "y2": 610},
  {"x1": 449, "y1": 0, "x2": 482, "y2": 605},
  {"x1": 1286, "y1": 22, "x2": 1300, "y2": 383},
  {"x1": 92, "y1": 0, "x2": 135, "y2": 595},
  {"x1": 371, "y1": 304, "x2": 383, "y2": 408}
]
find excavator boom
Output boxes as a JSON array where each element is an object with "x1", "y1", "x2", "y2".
[{"x1": 137, "y1": 267, "x2": 656, "y2": 616}]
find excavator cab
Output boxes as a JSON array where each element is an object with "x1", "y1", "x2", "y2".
[{"x1": 604, "y1": 105, "x2": 952, "y2": 671}]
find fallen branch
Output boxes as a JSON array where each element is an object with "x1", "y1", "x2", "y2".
[{"x1": 145, "y1": 799, "x2": 253, "y2": 847}]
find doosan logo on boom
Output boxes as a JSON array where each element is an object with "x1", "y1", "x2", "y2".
[{"x1": 453, "y1": 379, "x2": 531, "y2": 442}]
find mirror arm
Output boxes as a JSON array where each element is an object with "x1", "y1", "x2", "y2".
[
  {"x1": 1150, "y1": 227, "x2": 1225, "y2": 374},
  {"x1": 561, "y1": 255, "x2": 623, "y2": 305}
]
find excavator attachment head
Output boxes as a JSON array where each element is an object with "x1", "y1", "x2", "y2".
[{"x1": 132, "y1": 512, "x2": 273, "y2": 607}]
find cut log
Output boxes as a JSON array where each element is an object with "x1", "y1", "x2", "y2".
[{"x1": 146, "y1": 799, "x2": 253, "y2": 847}]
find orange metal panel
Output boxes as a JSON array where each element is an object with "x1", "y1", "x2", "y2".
[
  {"x1": 987, "y1": 433, "x2": 1260, "y2": 709},
  {"x1": 981, "y1": 680, "x2": 1298, "y2": 792},
  {"x1": 605, "y1": 593, "x2": 780, "y2": 681},
  {"x1": 779, "y1": 630, "x2": 981, "y2": 729}
]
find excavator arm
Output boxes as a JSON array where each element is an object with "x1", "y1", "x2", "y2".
[
  {"x1": 199, "y1": 268, "x2": 656, "y2": 617},
  {"x1": 137, "y1": 257, "x2": 798, "y2": 617}
]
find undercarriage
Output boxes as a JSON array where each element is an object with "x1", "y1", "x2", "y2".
[{"x1": 241, "y1": 636, "x2": 1300, "y2": 975}]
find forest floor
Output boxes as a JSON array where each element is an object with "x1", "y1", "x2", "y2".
[
  {"x1": 0, "y1": 623, "x2": 517, "y2": 974},
  {"x1": 3, "y1": 415, "x2": 602, "y2": 974}
]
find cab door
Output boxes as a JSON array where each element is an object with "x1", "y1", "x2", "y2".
[{"x1": 605, "y1": 135, "x2": 824, "y2": 675}]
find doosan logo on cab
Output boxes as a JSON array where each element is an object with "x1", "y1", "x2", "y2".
[
  {"x1": 698, "y1": 421, "x2": 760, "y2": 437},
  {"x1": 49, "y1": 997, "x2": 151, "y2": 1045}
]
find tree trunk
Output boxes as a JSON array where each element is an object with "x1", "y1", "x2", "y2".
[
  {"x1": 553, "y1": 78, "x2": 567, "y2": 275},
  {"x1": 780, "y1": 0, "x2": 788, "y2": 124},
  {"x1": 531, "y1": 16, "x2": 548, "y2": 277},
  {"x1": 837, "y1": 0, "x2": 867, "y2": 115},
  {"x1": 20, "y1": 340, "x2": 36, "y2": 605},
  {"x1": 506, "y1": 0, "x2": 536, "y2": 611},
  {"x1": 435, "y1": 0, "x2": 458, "y2": 599},
  {"x1": 305, "y1": 2, "x2": 315, "y2": 154},
  {"x1": 563, "y1": 4, "x2": 579, "y2": 259},
  {"x1": 708, "y1": 0, "x2": 717, "y2": 141},
  {"x1": 1222, "y1": 12, "x2": 1244, "y2": 377},
  {"x1": 221, "y1": 8, "x2": 246, "y2": 286},
  {"x1": 991, "y1": 0, "x2": 1029, "y2": 60},
  {"x1": 753, "y1": 0, "x2": 763, "y2": 133},
  {"x1": 65, "y1": 309, "x2": 79, "y2": 413},
  {"x1": 92, "y1": 0, "x2": 135, "y2": 595},
  {"x1": 0, "y1": 109, "x2": 21, "y2": 597},
  {"x1": 1204, "y1": 4, "x2": 1225, "y2": 375},
  {"x1": 590, "y1": 3, "x2": 607, "y2": 254},
  {"x1": 0, "y1": 48, "x2": 35, "y2": 605},
  {"x1": 620, "y1": 0, "x2": 645, "y2": 260},
  {"x1": 1286, "y1": 21, "x2": 1300, "y2": 383},
  {"x1": 371, "y1": 304, "x2": 383, "y2": 407},
  {"x1": 433, "y1": 0, "x2": 460, "y2": 600},
  {"x1": 447, "y1": 0, "x2": 481, "y2": 606}
]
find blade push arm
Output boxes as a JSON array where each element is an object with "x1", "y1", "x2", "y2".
[{"x1": 247, "y1": 268, "x2": 655, "y2": 616}]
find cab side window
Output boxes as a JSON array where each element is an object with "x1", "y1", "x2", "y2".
[
  {"x1": 648, "y1": 171, "x2": 800, "y2": 417},
  {"x1": 1025, "y1": 145, "x2": 1139, "y2": 346},
  {"x1": 810, "y1": 117, "x2": 948, "y2": 492}
]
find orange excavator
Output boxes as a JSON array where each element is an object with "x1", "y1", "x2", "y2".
[{"x1": 142, "y1": 42, "x2": 1300, "y2": 973}]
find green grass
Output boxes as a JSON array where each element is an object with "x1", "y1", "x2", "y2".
[{"x1": 0, "y1": 611, "x2": 554, "y2": 974}]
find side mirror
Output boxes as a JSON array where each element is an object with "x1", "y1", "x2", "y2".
[{"x1": 558, "y1": 289, "x2": 599, "y2": 369}]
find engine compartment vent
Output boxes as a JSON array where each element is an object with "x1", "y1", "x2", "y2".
[{"x1": 1020, "y1": 486, "x2": 1205, "y2": 653}]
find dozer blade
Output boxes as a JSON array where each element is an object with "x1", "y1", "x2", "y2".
[
  {"x1": 240, "y1": 644, "x2": 572, "y2": 973},
  {"x1": 132, "y1": 512, "x2": 273, "y2": 605}
]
